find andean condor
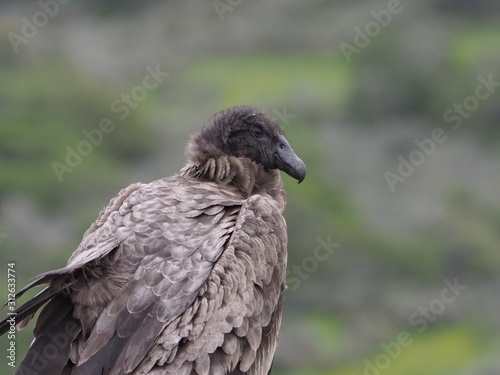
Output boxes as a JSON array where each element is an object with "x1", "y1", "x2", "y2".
[{"x1": 0, "y1": 105, "x2": 306, "y2": 375}]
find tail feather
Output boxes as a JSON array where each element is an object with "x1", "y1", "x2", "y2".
[
  {"x1": 15, "y1": 306, "x2": 80, "y2": 375},
  {"x1": 0, "y1": 264, "x2": 78, "y2": 314},
  {"x1": 1, "y1": 266, "x2": 77, "y2": 335},
  {"x1": 0, "y1": 287, "x2": 58, "y2": 335},
  {"x1": 35, "y1": 293, "x2": 74, "y2": 337},
  {"x1": 14, "y1": 273, "x2": 58, "y2": 301}
]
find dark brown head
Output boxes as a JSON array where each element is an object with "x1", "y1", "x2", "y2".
[{"x1": 186, "y1": 105, "x2": 306, "y2": 183}]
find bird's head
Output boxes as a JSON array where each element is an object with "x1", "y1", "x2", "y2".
[{"x1": 187, "y1": 105, "x2": 306, "y2": 183}]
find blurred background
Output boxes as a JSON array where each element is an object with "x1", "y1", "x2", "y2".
[{"x1": 1, "y1": 1, "x2": 499, "y2": 374}]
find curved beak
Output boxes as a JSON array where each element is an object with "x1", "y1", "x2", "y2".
[{"x1": 274, "y1": 134, "x2": 306, "y2": 183}]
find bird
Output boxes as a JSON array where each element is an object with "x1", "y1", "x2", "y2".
[{"x1": 0, "y1": 105, "x2": 306, "y2": 375}]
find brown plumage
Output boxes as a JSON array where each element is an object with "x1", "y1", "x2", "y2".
[{"x1": 0, "y1": 105, "x2": 306, "y2": 375}]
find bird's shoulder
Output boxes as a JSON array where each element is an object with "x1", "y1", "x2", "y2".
[
  {"x1": 70, "y1": 175, "x2": 287, "y2": 374},
  {"x1": 67, "y1": 175, "x2": 246, "y2": 266}
]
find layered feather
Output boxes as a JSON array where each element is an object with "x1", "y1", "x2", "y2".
[{"x1": 0, "y1": 105, "x2": 294, "y2": 375}]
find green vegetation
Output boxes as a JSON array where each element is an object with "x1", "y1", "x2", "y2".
[{"x1": 1, "y1": 1, "x2": 499, "y2": 374}]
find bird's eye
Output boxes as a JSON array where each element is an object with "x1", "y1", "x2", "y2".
[{"x1": 251, "y1": 125, "x2": 264, "y2": 138}]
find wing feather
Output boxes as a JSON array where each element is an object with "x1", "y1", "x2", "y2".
[
  {"x1": 133, "y1": 193, "x2": 287, "y2": 374},
  {"x1": 71, "y1": 177, "x2": 244, "y2": 373},
  {"x1": 3, "y1": 174, "x2": 287, "y2": 375}
]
